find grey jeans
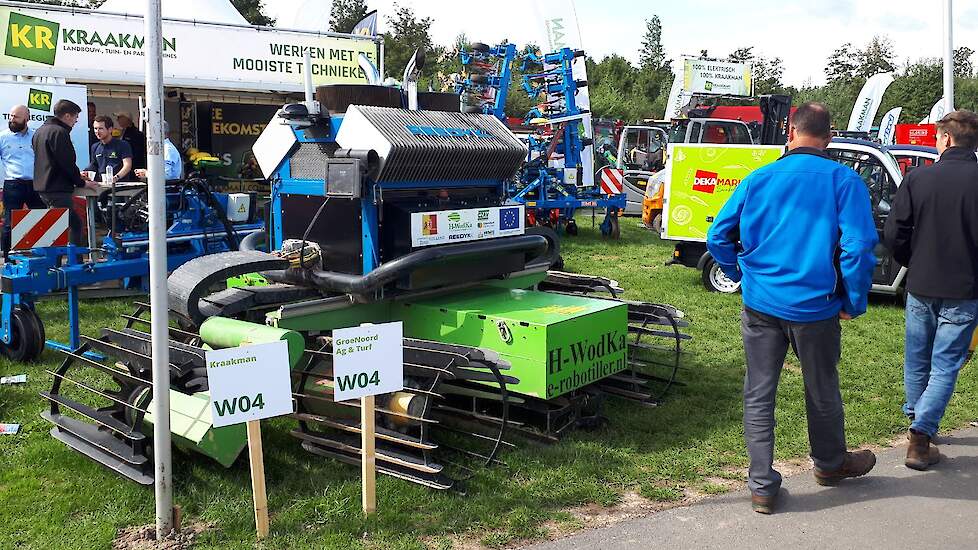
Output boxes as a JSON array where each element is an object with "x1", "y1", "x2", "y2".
[{"x1": 741, "y1": 307, "x2": 847, "y2": 496}]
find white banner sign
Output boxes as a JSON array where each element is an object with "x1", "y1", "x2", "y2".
[
  {"x1": 333, "y1": 322, "x2": 404, "y2": 402},
  {"x1": 206, "y1": 340, "x2": 294, "y2": 428},
  {"x1": 876, "y1": 107, "x2": 902, "y2": 145},
  {"x1": 847, "y1": 73, "x2": 894, "y2": 132},
  {"x1": 0, "y1": 3, "x2": 378, "y2": 93},
  {"x1": 410, "y1": 205, "x2": 525, "y2": 248},
  {"x1": 0, "y1": 80, "x2": 88, "y2": 174},
  {"x1": 682, "y1": 58, "x2": 752, "y2": 96}
]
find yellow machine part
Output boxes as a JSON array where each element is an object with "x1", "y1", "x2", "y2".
[{"x1": 642, "y1": 185, "x2": 663, "y2": 226}]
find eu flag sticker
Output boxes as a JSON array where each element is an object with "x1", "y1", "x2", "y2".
[{"x1": 499, "y1": 207, "x2": 521, "y2": 231}]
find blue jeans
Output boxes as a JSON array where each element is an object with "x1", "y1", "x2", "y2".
[{"x1": 903, "y1": 293, "x2": 978, "y2": 437}]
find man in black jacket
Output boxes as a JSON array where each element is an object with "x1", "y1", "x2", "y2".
[
  {"x1": 32, "y1": 99, "x2": 98, "y2": 245},
  {"x1": 883, "y1": 109, "x2": 978, "y2": 471}
]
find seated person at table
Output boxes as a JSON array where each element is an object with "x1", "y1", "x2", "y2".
[
  {"x1": 134, "y1": 121, "x2": 184, "y2": 182},
  {"x1": 83, "y1": 115, "x2": 133, "y2": 184}
]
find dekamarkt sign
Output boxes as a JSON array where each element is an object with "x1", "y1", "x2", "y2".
[{"x1": 0, "y1": 4, "x2": 379, "y2": 92}]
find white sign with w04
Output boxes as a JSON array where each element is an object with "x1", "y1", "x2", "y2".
[
  {"x1": 205, "y1": 340, "x2": 294, "y2": 428},
  {"x1": 332, "y1": 322, "x2": 404, "y2": 401}
]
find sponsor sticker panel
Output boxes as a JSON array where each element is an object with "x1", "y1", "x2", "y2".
[{"x1": 410, "y1": 205, "x2": 525, "y2": 248}]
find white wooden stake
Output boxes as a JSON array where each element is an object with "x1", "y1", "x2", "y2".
[
  {"x1": 361, "y1": 394, "x2": 377, "y2": 515},
  {"x1": 247, "y1": 420, "x2": 270, "y2": 539}
]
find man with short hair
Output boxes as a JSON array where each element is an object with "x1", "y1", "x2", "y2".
[
  {"x1": 0, "y1": 104, "x2": 45, "y2": 256},
  {"x1": 115, "y1": 111, "x2": 147, "y2": 170},
  {"x1": 85, "y1": 115, "x2": 133, "y2": 183},
  {"x1": 32, "y1": 99, "x2": 98, "y2": 245},
  {"x1": 707, "y1": 102, "x2": 879, "y2": 514},
  {"x1": 884, "y1": 110, "x2": 978, "y2": 471}
]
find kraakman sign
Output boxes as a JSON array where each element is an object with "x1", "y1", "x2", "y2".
[{"x1": 0, "y1": 3, "x2": 379, "y2": 93}]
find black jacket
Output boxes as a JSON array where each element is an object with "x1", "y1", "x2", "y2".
[
  {"x1": 883, "y1": 146, "x2": 978, "y2": 299},
  {"x1": 121, "y1": 125, "x2": 147, "y2": 170},
  {"x1": 32, "y1": 117, "x2": 85, "y2": 194}
]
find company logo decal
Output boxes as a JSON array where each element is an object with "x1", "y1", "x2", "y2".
[{"x1": 6, "y1": 12, "x2": 59, "y2": 66}]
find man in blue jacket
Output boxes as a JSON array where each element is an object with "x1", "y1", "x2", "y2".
[{"x1": 707, "y1": 102, "x2": 879, "y2": 514}]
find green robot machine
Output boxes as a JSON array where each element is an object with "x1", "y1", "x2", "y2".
[{"x1": 41, "y1": 83, "x2": 689, "y2": 490}]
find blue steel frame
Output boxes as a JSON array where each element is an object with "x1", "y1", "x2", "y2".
[
  {"x1": 457, "y1": 43, "x2": 517, "y2": 121},
  {"x1": 459, "y1": 44, "x2": 625, "y2": 230},
  {"x1": 514, "y1": 48, "x2": 625, "y2": 225},
  {"x1": 0, "y1": 186, "x2": 264, "y2": 354},
  {"x1": 270, "y1": 121, "x2": 511, "y2": 278}
]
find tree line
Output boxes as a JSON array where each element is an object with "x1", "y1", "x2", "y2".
[{"x1": 28, "y1": 0, "x2": 975, "y2": 128}]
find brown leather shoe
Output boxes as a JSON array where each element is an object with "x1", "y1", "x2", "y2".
[
  {"x1": 929, "y1": 444, "x2": 941, "y2": 466},
  {"x1": 813, "y1": 450, "x2": 877, "y2": 486},
  {"x1": 906, "y1": 429, "x2": 932, "y2": 471},
  {"x1": 751, "y1": 492, "x2": 776, "y2": 514}
]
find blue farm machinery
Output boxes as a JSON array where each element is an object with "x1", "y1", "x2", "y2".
[
  {"x1": 40, "y1": 68, "x2": 690, "y2": 490},
  {"x1": 456, "y1": 42, "x2": 626, "y2": 238},
  {"x1": 1, "y1": 179, "x2": 263, "y2": 362}
]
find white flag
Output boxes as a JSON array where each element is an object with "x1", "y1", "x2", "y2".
[
  {"x1": 876, "y1": 107, "x2": 902, "y2": 145},
  {"x1": 922, "y1": 97, "x2": 949, "y2": 123},
  {"x1": 533, "y1": 0, "x2": 595, "y2": 185},
  {"x1": 847, "y1": 73, "x2": 895, "y2": 132},
  {"x1": 663, "y1": 74, "x2": 686, "y2": 121}
]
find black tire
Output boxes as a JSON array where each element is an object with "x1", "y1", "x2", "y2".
[
  {"x1": 702, "y1": 259, "x2": 741, "y2": 294},
  {"x1": 651, "y1": 213, "x2": 662, "y2": 235},
  {"x1": 565, "y1": 219, "x2": 579, "y2": 236},
  {"x1": 609, "y1": 215, "x2": 620, "y2": 240},
  {"x1": 469, "y1": 42, "x2": 490, "y2": 53},
  {"x1": 1, "y1": 307, "x2": 45, "y2": 362}
]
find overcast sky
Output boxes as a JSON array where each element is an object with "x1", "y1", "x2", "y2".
[{"x1": 267, "y1": 0, "x2": 978, "y2": 87}]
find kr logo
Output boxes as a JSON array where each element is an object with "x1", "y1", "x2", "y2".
[
  {"x1": 5, "y1": 12, "x2": 60, "y2": 66},
  {"x1": 692, "y1": 169, "x2": 718, "y2": 194},
  {"x1": 27, "y1": 88, "x2": 51, "y2": 111}
]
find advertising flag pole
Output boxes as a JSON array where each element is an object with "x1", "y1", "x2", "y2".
[
  {"x1": 144, "y1": 0, "x2": 174, "y2": 539},
  {"x1": 943, "y1": 0, "x2": 954, "y2": 114}
]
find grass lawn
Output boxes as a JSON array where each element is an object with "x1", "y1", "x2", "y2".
[{"x1": 2, "y1": 216, "x2": 977, "y2": 549}]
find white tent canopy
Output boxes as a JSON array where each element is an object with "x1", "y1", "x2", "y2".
[{"x1": 98, "y1": 0, "x2": 250, "y2": 26}]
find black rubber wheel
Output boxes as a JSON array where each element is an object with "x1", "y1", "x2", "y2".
[
  {"x1": 565, "y1": 219, "x2": 579, "y2": 236},
  {"x1": 552, "y1": 254, "x2": 565, "y2": 271},
  {"x1": 469, "y1": 42, "x2": 490, "y2": 53},
  {"x1": 702, "y1": 259, "x2": 741, "y2": 294},
  {"x1": 609, "y1": 215, "x2": 620, "y2": 240},
  {"x1": 651, "y1": 213, "x2": 663, "y2": 235},
  {"x1": 1, "y1": 307, "x2": 45, "y2": 362}
]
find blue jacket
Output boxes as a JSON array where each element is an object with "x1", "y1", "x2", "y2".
[{"x1": 706, "y1": 147, "x2": 878, "y2": 322}]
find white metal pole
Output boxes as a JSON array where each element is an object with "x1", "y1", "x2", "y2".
[
  {"x1": 144, "y1": 0, "x2": 173, "y2": 538},
  {"x1": 943, "y1": 0, "x2": 955, "y2": 114}
]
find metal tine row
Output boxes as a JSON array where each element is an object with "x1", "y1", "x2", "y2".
[{"x1": 44, "y1": 368, "x2": 148, "y2": 415}]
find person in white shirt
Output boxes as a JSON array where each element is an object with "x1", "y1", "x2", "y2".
[
  {"x1": 0, "y1": 104, "x2": 45, "y2": 256},
  {"x1": 134, "y1": 120, "x2": 184, "y2": 181}
]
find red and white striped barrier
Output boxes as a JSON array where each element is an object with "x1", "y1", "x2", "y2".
[
  {"x1": 11, "y1": 208, "x2": 69, "y2": 250},
  {"x1": 599, "y1": 167, "x2": 624, "y2": 195}
]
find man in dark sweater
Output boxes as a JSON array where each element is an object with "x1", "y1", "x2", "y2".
[
  {"x1": 883, "y1": 109, "x2": 978, "y2": 471},
  {"x1": 32, "y1": 99, "x2": 98, "y2": 245}
]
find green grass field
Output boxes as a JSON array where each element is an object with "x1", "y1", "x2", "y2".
[{"x1": 2, "y1": 218, "x2": 977, "y2": 549}]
